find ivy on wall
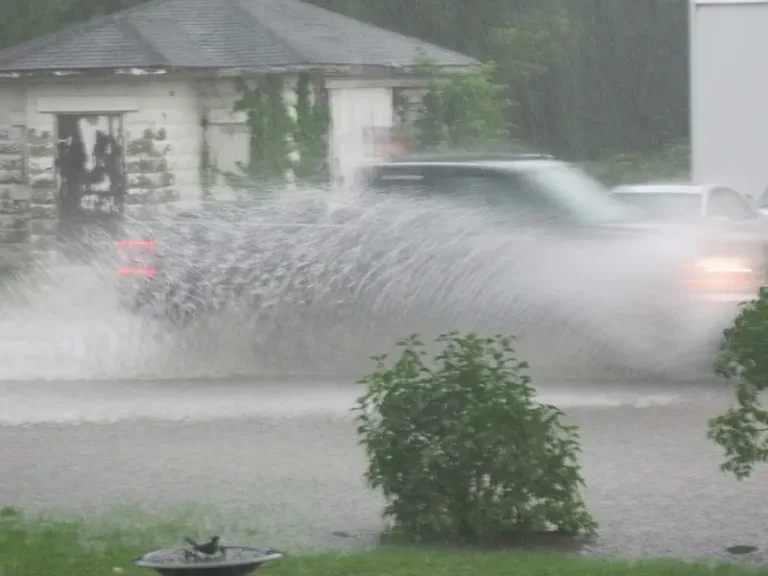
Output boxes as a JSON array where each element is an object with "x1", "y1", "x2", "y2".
[
  {"x1": 222, "y1": 62, "x2": 508, "y2": 192},
  {"x1": 233, "y1": 75, "x2": 292, "y2": 181},
  {"x1": 294, "y1": 73, "x2": 330, "y2": 181},
  {"x1": 231, "y1": 72, "x2": 330, "y2": 185},
  {"x1": 199, "y1": 112, "x2": 220, "y2": 199},
  {"x1": 392, "y1": 88, "x2": 411, "y2": 128}
]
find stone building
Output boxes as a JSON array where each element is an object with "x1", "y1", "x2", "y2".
[{"x1": 0, "y1": 0, "x2": 476, "y2": 265}]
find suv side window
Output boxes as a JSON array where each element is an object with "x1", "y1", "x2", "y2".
[
  {"x1": 433, "y1": 167, "x2": 571, "y2": 221},
  {"x1": 363, "y1": 165, "x2": 436, "y2": 195},
  {"x1": 707, "y1": 187, "x2": 755, "y2": 220},
  {"x1": 367, "y1": 165, "x2": 570, "y2": 222}
]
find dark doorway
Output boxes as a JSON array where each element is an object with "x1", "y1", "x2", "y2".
[{"x1": 55, "y1": 114, "x2": 126, "y2": 260}]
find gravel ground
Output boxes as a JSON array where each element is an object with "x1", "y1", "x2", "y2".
[{"x1": 0, "y1": 378, "x2": 766, "y2": 560}]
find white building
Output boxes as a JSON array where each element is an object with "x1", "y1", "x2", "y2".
[
  {"x1": 690, "y1": 0, "x2": 768, "y2": 201},
  {"x1": 0, "y1": 0, "x2": 476, "y2": 262}
]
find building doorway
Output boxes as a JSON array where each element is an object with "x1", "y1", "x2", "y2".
[{"x1": 55, "y1": 114, "x2": 126, "y2": 260}]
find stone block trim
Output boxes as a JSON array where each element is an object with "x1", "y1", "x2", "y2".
[
  {"x1": 0, "y1": 127, "x2": 23, "y2": 186},
  {"x1": 0, "y1": 185, "x2": 30, "y2": 213},
  {"x1": 0, "y1": 127, "x2": 30, "y2": 267},
  {"x1": 26, "y1": 127, "x2": 58, "y2": 256},
  {"x1": 124, "y1": 127, "x2": 179, "y2": 208}
]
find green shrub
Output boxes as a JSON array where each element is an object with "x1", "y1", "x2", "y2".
[
  {"x1": 354, "y1": 332, "x2": 597, "y2": 545},
  {"x1": 708, "y1": 290, "x2": 768, "y2": 480}
]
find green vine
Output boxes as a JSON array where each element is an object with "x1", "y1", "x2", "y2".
[
  {"x1": 233, "y1": 76, "x2": 290, "y2": 182},
  {"x1": 293, "y1": 73, "x2": 330, "y2": 181},
  {"x1": 232, "y1": 72, "x2": 329, "y2": 185},
  {"x1": 199, "y1": 112, "x2": 219, "y2": 198},
  {"x1": 393, "y1": 88, "x2": 411, "y2": 127}
]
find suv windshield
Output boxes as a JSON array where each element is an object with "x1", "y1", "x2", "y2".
[
  {"x1": 520, "y1": 163, "x2": 635, "y2": 225},
  {"x1": 365, "y1": 159, "x2": 638, "y2": 226}
]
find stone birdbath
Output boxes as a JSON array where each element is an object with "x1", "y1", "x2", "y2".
[{"x1": 134, "y1": 536, "x2": 283, "y2": 576}]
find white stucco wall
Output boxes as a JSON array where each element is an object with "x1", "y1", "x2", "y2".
[
  {"x1": 198, "y1": 79, "x2": 250, "y2": 182},
  {"x1": 327, "y1": 84, "x2": 394, "y2": 187}
]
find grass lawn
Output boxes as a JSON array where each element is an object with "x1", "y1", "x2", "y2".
[{"x1": 1, "y1": 508, "x2": 766, "y2": 576}]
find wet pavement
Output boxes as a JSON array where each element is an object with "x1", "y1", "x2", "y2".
[{"x1": 0, "y1": 377, "x2": 767, "y2": 559}]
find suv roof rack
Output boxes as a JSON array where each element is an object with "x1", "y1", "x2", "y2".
[{"x1": 387, "y1": 151, "x2": 555, "y2": 163}]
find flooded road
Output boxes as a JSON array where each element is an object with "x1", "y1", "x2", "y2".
[{"x1": 0, "y1": 378, "x2": 766, "y2": 559}]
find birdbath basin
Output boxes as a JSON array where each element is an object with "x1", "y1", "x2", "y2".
[{"x1": 135, "y1": 546, "x2": 283, "y2": 576}]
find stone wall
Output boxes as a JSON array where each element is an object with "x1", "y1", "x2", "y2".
[
  {"x1": 124, "y1": 127, "x2": 178, "y2": 219},
  {"x1": 0, "y1": 126, "x2": 30, "y2": 268},
  {"x1": 121, "y1": 80, "x2": 202, "y2": 217},
  {"x1": 0, "y1": 76, "x2": 209, "y2": 267},
  {"x1": 26, "y1": 128, "x2": 58, "y2": 255}
]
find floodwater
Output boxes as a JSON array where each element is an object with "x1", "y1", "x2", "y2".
[
  {"x1": 0, "y1": 189, "x2": 758, "y2": 559},
  {"x1": 0, "y1": 377, "x2": 766, "y2": 560},
  {"x1": 0, "y1": 190, "x2": 736, "y2": 382}
]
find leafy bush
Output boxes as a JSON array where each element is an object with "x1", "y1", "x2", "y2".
[
  {"x1": 708, "y1": 290, "x2": 768, "y2": 480},
  {"x1": 354, "y1": 332, "x2": 597, "y2": 544}
]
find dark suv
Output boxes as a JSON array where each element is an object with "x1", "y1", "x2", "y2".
[
  {"x1": 116, "y1": 153, "x2": 764, "y2": 325},
  {"x1": 358, "y1": 153, "x2": 635, "y2": 228},
  {"x1": 358, "y1": 153, "x2": 767, "y2": 301}
]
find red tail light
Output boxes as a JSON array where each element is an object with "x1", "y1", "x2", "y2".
[
  {"x1": 116, "y1": 239, "x2": 157, "y2": 276},
  {"x1": 118, "y1": 267, "x2": 157, "y2": 276},
  {"x1": 115, "y1": 240, "x2": 155, "y2": 247}
]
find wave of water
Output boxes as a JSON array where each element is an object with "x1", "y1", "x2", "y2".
[{"x1": 0, "y1": 187, "x2": 733, "y2": 382}]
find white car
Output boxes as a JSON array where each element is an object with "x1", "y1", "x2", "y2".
[
  {"x1": 610, "y1": 182, "x2": 761, "y2": 222},
  {"x1": 610, "y1": 182, "x2": 768, "y2": 305}
]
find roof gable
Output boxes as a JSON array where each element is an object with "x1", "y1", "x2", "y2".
[{"x1": 0, "y1": 0, "x2": 478, "y2": 74}]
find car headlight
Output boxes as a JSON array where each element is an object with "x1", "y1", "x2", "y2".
[{"x1": 680, "y1": 257, "x2": 756, "y2": 292}]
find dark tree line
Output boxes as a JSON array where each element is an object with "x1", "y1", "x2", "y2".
[{"x1": 0, "y1": 0, "x2": 689, "y2": 162}]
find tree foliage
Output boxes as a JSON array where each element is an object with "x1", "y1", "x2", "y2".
[
  {"x1": 708, "y1": 291, "x2": 768, "y2": 480},
  {"x1": 413, "y1": 62, "x2": 511, "y2": 150},
  {"x1": 354, "y1": 332, "x2": 597, "y2": 544},
  {"x1": 314, "y1": 0, "x2": 689, "y2": 160}
]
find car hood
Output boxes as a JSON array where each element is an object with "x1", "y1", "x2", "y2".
[{"x1": 596, "y1": 217, "x2": 768, "y2": 242}]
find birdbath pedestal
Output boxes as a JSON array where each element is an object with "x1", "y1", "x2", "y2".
[{"x1": 135, "y1": 545, "x2": 283, "y2": 576}]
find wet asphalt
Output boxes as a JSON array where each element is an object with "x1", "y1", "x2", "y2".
[{"x1": 0, "y1": 377, "x2": 767, "y2": 560}]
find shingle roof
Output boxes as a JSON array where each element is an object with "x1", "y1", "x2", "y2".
[{"x1": 0, "y1": 0, "x2": 478, "y2": 74}]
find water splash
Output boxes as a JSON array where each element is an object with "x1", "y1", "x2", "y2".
[{"x1": 0, "y1": 187, "x2": 733, "y2": 382}]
